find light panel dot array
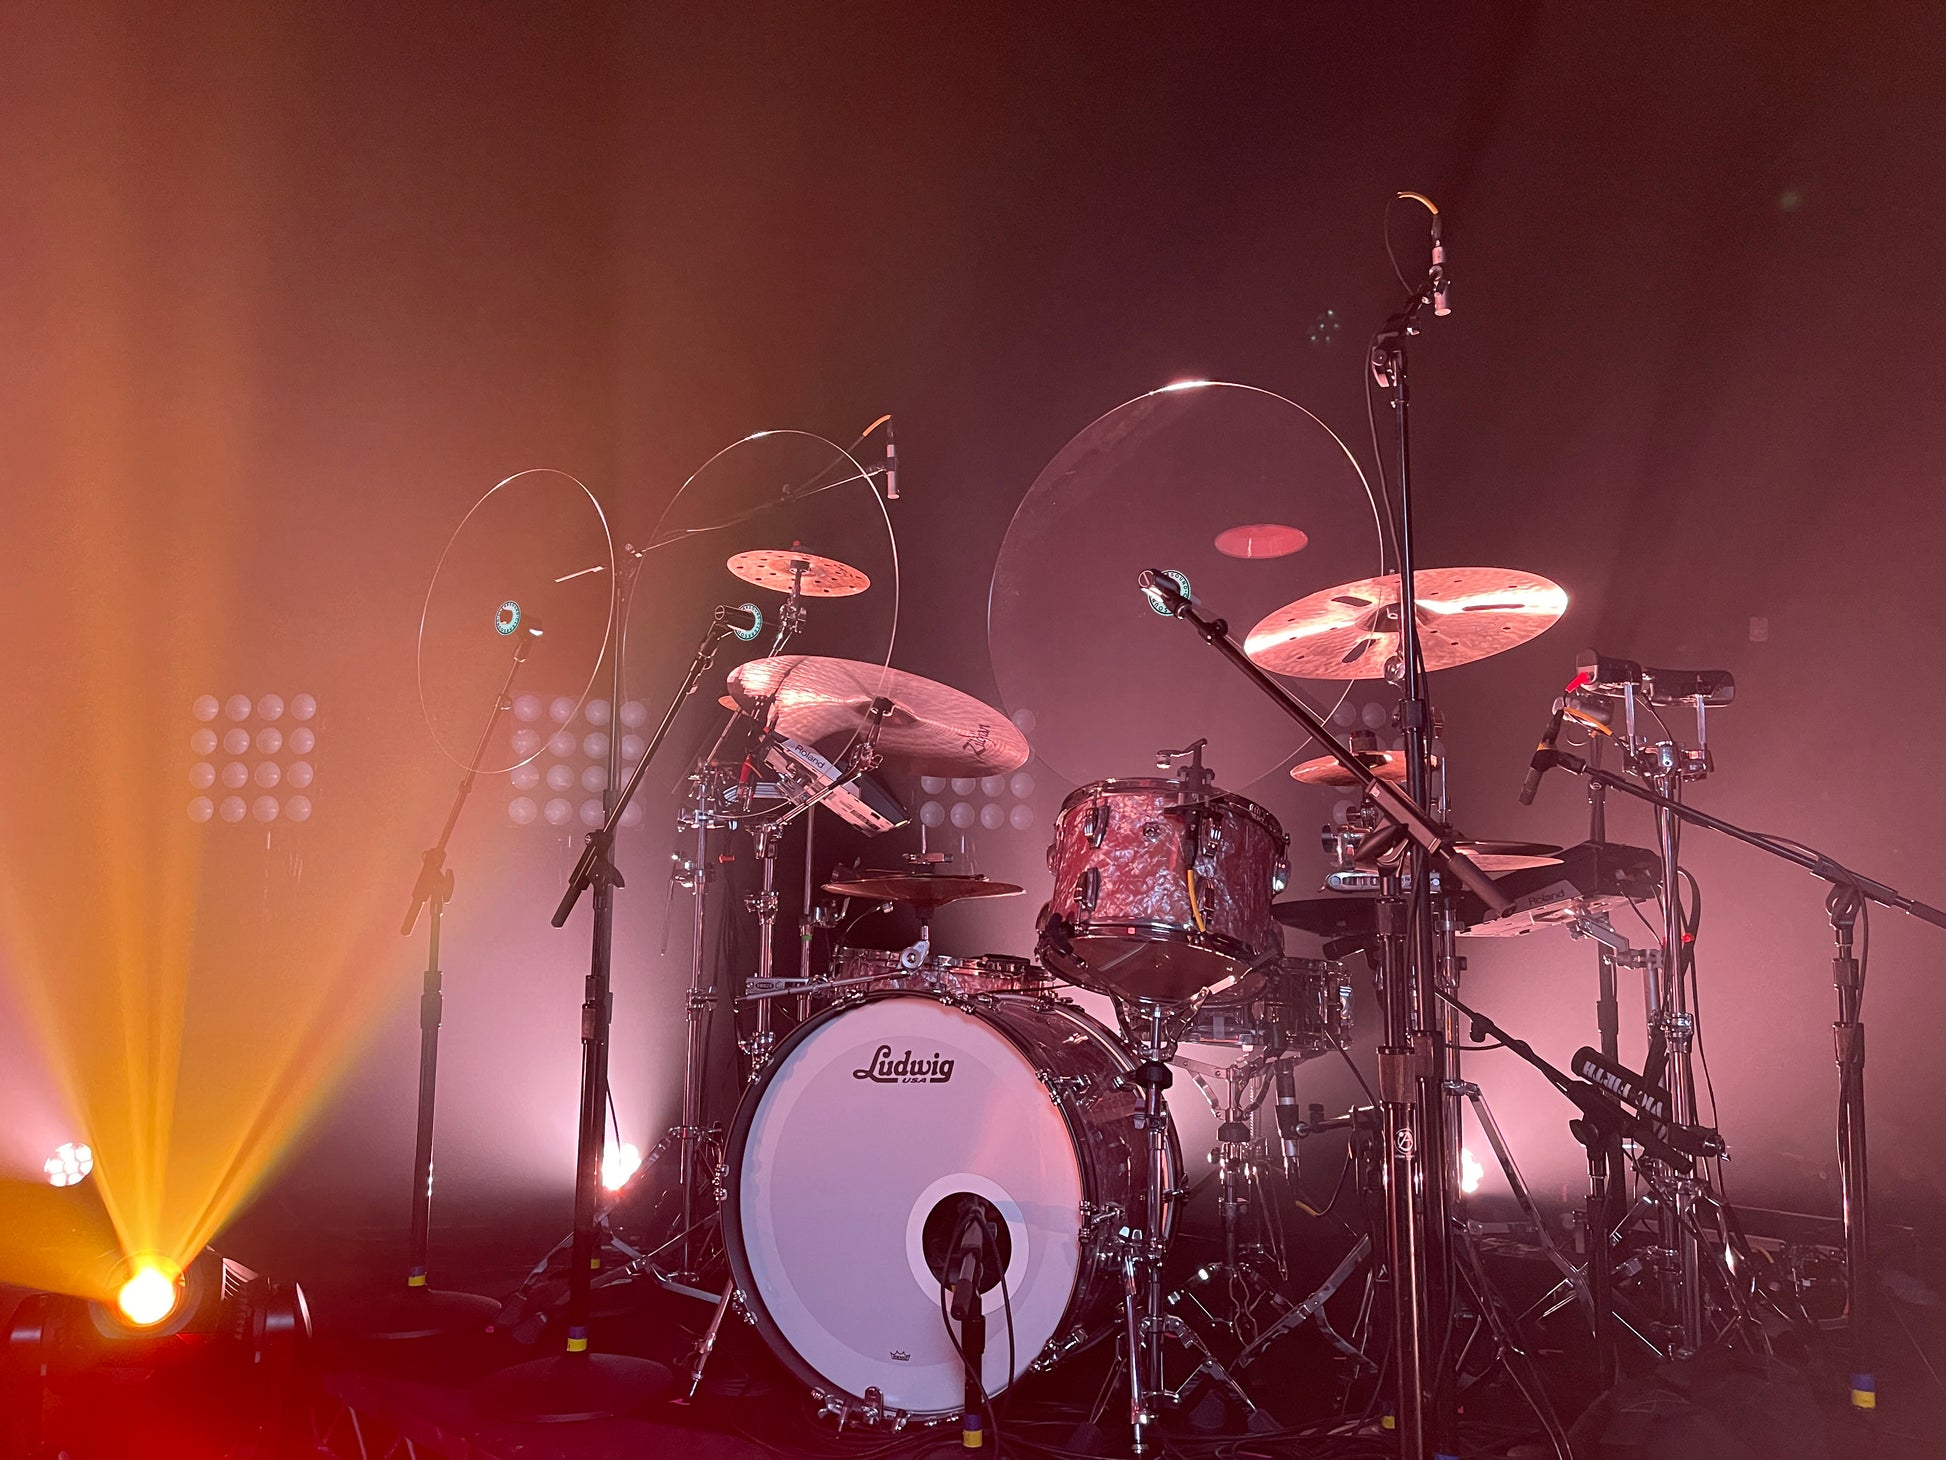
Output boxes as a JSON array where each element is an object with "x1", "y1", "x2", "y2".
[
  {"x1": 188, "y1": 693, "x2": 319, "y2": 826},
  {"x1": 505, "y1": 695, "x2": 648, "y2": 831}
]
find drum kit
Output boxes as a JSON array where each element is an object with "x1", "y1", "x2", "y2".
[
  {"x1": 407, "y1": 203, "x2": 1935, "y2": 1457},
  {"x1": 635, "y1": 536, "x2": 1596, "y2": 1452}
]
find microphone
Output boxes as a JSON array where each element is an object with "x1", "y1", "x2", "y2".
[
  {"x1": 1431, "y1": 214, "x2": 1450, "y2": 317},
  {"x1": 713, "y1": 603, "x2": 765, "y2": 641},
  {"x1": 1138, "y1": 567, "x2": 1191, "y2": 616},
  {"x1": 1274, "y1": 1063, "x2": 1302, "y2": 1179},
  {"x1": 883, "y1": 416, "x2": 898, "y2": 501},
  {"x1": 1518, "y1": 699, "x2": 1567, "y2": 807}
]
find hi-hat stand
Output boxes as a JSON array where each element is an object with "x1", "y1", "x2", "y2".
[
  {"x1": 475, "y1": 593, "x2": 754, "y2": 1421},
  {"x1": 364, "y1": 623, "x2": 541, "y2": 1341}
]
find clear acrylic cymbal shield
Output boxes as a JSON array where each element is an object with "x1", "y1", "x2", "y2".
[
  {"x1": 415, "y1": 468, "x2": 615, "y2": 776},
  {"x1": 987, "y1": 381, "x2": 1382, "y2": 790}
]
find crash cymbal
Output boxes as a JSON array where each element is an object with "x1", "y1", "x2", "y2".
[
  {"x1": 727, "y1": 656, "x2": 1031, "y2": 776},
  {"x1": 822, "y1": 873, "x2": 1025, "y2": 912},
  {"x1": 1290, "y1": 749, "x2": 1414, "y2": 786},
  {"x1": 1245, "y1": 567, "x2": 1568, "y2": 679},
  {"x1": 726, "y1": 548, "x2": 870, "y2": 597}
]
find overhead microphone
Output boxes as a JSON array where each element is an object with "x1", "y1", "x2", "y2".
[
  {"x1": 883, "y1": 416, "x2": 898, "y2": 501},
  {"x1": 1430, "y1": 211, "x2": 1451, "y2": 318}
]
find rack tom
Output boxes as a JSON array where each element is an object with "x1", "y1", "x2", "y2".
[{"x1": 1038, "y1": 778, "x2": 1288, "y2": 1005}]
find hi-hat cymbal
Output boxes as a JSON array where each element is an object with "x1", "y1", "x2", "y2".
[
  {"x1": 1290, "y1": 749, "x2": 1415, "y2": 786},
  {"x1": 822, "y1": 873, "x2": 1024, "y2": 913},
  {"x1": 1245, "y1": 567, "x2": 1568, "y2": 679},
  {"x1": 727, "y1": 656, "x2": 1031, "y2": 776},
  {"x1": 727, "y1": 549, "x2": 870, "y2": 597},
  {"x1": 1455, "y1": 840, "x2": 1561, "y2": 873}
]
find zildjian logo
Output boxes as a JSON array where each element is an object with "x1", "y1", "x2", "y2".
[{"x1": 853, "y1": 1045, "x2": 956, "y2": 1084}]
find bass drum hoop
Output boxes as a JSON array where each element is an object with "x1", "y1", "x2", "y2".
[{"x1": 719, "y1": 988, "x2": 1174, "y2": 1414}]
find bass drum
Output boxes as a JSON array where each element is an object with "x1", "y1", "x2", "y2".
[{"x1": 723, "y1": 989, "x2": 1178, "y2": 1420}]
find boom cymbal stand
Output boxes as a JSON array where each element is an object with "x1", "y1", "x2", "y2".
[{"x1": 1138, "y1": 568, "x2": 1509, "y2": 1460}]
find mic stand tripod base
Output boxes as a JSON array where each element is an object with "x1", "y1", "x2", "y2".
[
  {"x1": 472, "y1": 1348, "x2": 674, "y2": 1423},
  {"x1": 356, "y1": 1284, "x2": 501, "y2": 1343}
]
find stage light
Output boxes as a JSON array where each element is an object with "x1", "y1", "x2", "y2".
[
  {"x1": 43, "y1": 1143, "x2": 93, "y2": 1188},
  {"x1": 4, "y1": 1248, "x2": 313, "y2": 1454},
  {"x1": 601, "y1": 1139, "x2": 642, "y2": 1193},
  {"x1": 1460, "y1": 1146, "x2": 1485, "y2": 1196},
  {"x1": 116, "y1": 1260, "x2": 182, "y2": 1328}
]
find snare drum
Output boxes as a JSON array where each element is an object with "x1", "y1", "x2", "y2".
[
  {"x1": 1039, "y1": 778, "x2": 1288, "y2": 1005},
  {"x1": 722, "y1": 989, "x2": 1179, "y2": 1422},
  {"x1": 1187, "y1": 957, "x2": 1352, "y2": 1053},
  {"x1": 816, "y1": 948, "x2": 1052, "y2": 1008}
]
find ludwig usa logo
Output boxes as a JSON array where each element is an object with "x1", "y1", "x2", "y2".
[{"x1": 853, "y1": 1045, "x2": 956, "y2": 1084}]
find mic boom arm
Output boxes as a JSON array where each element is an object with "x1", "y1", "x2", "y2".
[{"x1": 1137, "y1": 568, "x2": 1509, "y2": 913}]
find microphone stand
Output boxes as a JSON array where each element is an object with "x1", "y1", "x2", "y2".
[
  {"x1": 365, "y1": 632, "x2": 536, "y2": 1340},
  {"x1": 1140, "y1": 571, "x2": 1505, "y2": 1460},
  {"x1": 1528, "y1": 744, "x2": 1946, "y2": 1413},
  {"x1": 477, "y1": 591, "x2": 743, "y2": 1420}
]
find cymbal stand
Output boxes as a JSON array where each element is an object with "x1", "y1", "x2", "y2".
[
  {"x1": 1612, "y1": 683, "x2": 1713, "y2": 1355},
  {"x1": 1138, "y1": 568, "x2": 1508, "y2": 1460},
  {"x1": 371, "y1": 628, "x2": 538, "y2": 1339}
]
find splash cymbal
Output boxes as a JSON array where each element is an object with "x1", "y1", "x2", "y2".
[
  {"x1": 1245, "y1": 567, "x2": 1568, "y2": 679},
  {"x1": 727, "y1": 656, "x2": 1031, "y2": 776},
  {"x1": 726, "y1": 548, "x2": 870, "y2": 597}
]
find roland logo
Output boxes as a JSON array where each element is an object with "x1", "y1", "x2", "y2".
[{"x1": 853, "y1": 1044, "x2": 956, "y2": 1084}]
